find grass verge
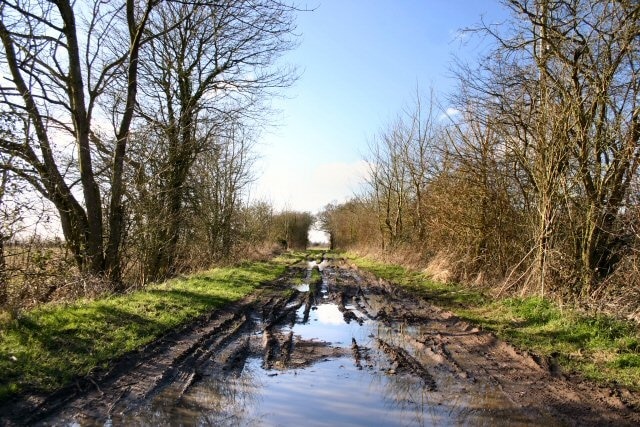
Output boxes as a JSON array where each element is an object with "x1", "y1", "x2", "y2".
[
  {"x1": 310, "y1": 266, "x2": 322, "y2": 284},
  {"x1": 0, "y1": 253, "x2": 301, "y2": 402},
  {"x1": 346, "y1": 251, "x2": 640, "y2": 390}
]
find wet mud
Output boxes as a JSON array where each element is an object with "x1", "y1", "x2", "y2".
[{"x1": 2, "y1": 257, "x2": 639, "y2": 426}]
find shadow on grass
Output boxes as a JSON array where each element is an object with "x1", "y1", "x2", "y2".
[
  {"x1": 0, "y1": 288, "x2": 236, "y2": 395},
  {"x1": 403, "y1": 283, "x2": 488, "y2": 311},
  {"x1": 1, "y1": 304, "x2": 170, "y2": 391},
  {"x1": 146, "y1": 288, "x2": 233, "y2": 311},
  {"x1": 0, "y1": 259, "x2": 287, "y2": 402},
  {"x1": 189, "y1": 269, "x2": 269, "y2": 290},
  {"x1": 532, "y1": 328, "x2": 595, "y2": 347}
]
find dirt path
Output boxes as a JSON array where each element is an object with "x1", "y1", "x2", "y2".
[{"x1": 2, "y1": 257, "x2": 638, "y2": 426}]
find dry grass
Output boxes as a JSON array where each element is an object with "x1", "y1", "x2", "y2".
[
  {"x1": 346, "y1": 243, "x2": 640, "y2": 327},
  {"x1": 2, "y1": 241, "x2": 87, "y2": 311},
  {"x1": 1, "y1": 239, "x2": 286, "y2": 316},
  {"x1": 347, "y1": 251, "x2": 640, "y2": 390},
  {"x1": 423, "y1": 252, "x2": 456, "y2": 283}
]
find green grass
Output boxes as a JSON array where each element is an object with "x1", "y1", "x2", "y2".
[
  {"x1": 306, "y1": 248, "x2": 326, "y2": 256},
  {"x1": 288, "y1": 265, "x2": 322, "y2": 286},
  {"x1": 0, "y1": 256, "x2": 299, "y2": 402},
  {"x1": 320, "y1": 251, "x2": 344, "y2": 261},
  {"x1": 347, "y1": 252, "x2": 640, "y2": 390},
  {"x1": 290, "y1": 276, "x2": 306, "y2": 286},
  {"x1": 310, "y1": 266, "x2": 322, "y2": 284},
  {"x1": 349, "y1": 254, "x2": 487, "y2": 307}
]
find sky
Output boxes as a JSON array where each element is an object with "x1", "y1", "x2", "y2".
[
  {"x1": 251, "y1": 0, "x2": 510, "y2": 222},
  {"x1": 10, "y1": 1, "x2": 510, "y2": 242}
]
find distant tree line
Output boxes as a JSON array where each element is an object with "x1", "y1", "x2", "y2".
[
  {"x1": 271, "y1": 211, "x2": 314, "y2": 250},
  {"x1": 0, "y1": 0, "x2": 311, "y2": 308},
  {"x1": 321, "y1": 0, "x2": 640, "y2": 307}
]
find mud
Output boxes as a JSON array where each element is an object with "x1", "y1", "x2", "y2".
[{"x1": 2, "y1": 257, "x2": 639, "y2": 426}]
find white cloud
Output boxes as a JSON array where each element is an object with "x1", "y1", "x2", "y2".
[
  {"x1": 308, "y1": 228, "x2": 329, "y2": 244},
  {"x1": 438, "y1": 107, "x2": 461, "y2": 122},
  {"x1": 251, "y1": 159, "x2": 370, "y2": 214}
]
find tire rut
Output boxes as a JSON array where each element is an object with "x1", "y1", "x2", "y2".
[{"x1": 4, "y1": 258, "x2": 639, "y2": 426}]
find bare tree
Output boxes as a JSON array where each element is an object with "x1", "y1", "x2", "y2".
[
  {"x1": 493, "y1": 0, "x2": 640, "y2": 294},
  {"x1": 0, "y1": 0, "x2": 157, "y2": 285},
  {"x1": 365, "y1": 91, "x2": 443, "y2": 251},
  {"x1": 367, "y1": 122, "x2": 409, "y2": 248},
  {"x1": 195, "y1": 126, "x2": 256, "y2": 260},
  {"x1": 400, "y1": 91, "x2": 441, "y2": 242},
  {"x1": 272, "y1": 211, "x2": 313, "y2": 250},
  {"x1": 133, "y1": 0, "x2": 297, "y2": 280},
  {"x1": 0, "y1": 154, "x2": 9, "y2": 305},
  {"x1": 319, "y1": 199, "x2": 379, "y2": 251},
  {"x1": 319, "y1": 0, "x2": 640, "y2": 304}
]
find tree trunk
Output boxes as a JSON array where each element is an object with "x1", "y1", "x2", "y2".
[
  {"x1": 0, "y1": 232, "x2": 6, "y2": 306},
  {"x1": 147, "y1": 142, "x2": 192, "y2": 281},
  {"x1": 535, "y1": 189, "x2": 554, "y2": 297},
  {"x1": 58, "y1": 0, "x2": 105, "y2": 275},
  {"x1": 105, "y1": 0, "x2": 154, "y2": 287}
]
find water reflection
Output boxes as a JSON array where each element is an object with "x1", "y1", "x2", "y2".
[
  {"x1": 308, "y1": 259, "x2": 330, "y2": 272},
  {"x1": 294, "y1": 283, "x2": 309, "y2": 292},
  {"x1": 90, "y1": 264, "x2": 554, "y2": 426}
]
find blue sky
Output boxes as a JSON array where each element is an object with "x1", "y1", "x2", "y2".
[{"x1": 252, "y1": 1, "x2": 509, "y2": 214}]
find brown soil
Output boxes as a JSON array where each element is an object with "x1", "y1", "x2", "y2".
[{"x1": 1, "y1": 258, "x2": 639, "y2": 426}]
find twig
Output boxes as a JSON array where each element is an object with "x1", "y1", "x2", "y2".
[{"x1": 87, "y1": 377, "x2": 103, "y2": 396}]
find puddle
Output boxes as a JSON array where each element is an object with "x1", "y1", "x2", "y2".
[
  {"x1": 293, "y1": 283, "x2": 309, "y2": 292},
  {"x1": 135, "y1": 358, "x2": 449, "y2": 426},
  {"x1": 308, "y1": 259, "x2": 329, "y2": 271},
  {"x1": 51, "y1": 262, "x2": 556, "y2": 426}
]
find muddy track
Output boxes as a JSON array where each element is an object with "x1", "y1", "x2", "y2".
[{"x1": 1, "y1": 258, "x2": 639, "y2": 426}]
